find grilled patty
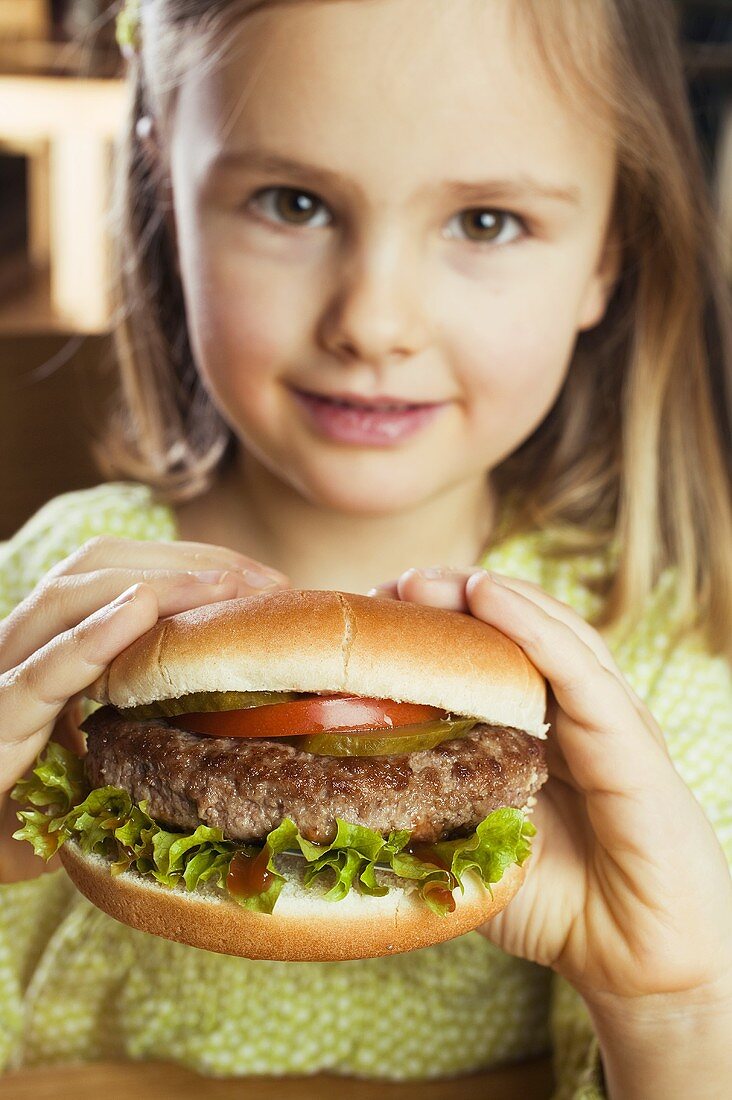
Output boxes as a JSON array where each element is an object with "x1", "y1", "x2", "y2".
[{"x1": 81, "y1": 706, "x2": 548, "y2": 845}]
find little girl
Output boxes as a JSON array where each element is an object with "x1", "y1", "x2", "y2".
[{"x1": 1, "y1": 0, "x2": 731, "y2": 1095}]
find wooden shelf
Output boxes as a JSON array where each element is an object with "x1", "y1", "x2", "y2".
[
  {"x1": 0, "y1": 72, "x2": 127, "y2": 334},
  {"x1": 0, "y1": 73, "x2": 126, "y2": 141},
  {"x1": 0, "y1": 36, "x2": 121, "y2": 80},
  {"x1": 0, "y1": 264, "x2": 108, "y2": 336}
]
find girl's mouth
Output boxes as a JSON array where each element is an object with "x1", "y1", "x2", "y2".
[{"x1": 289, "y1": 388, "x2": 449, "y2": 446}]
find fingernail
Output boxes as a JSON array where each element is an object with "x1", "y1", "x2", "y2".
[
  {"x1": 234, "y1": 562, "x2": 289, "y2": 585},
  {"x1": 465, "y1": 570, "x2": 495, "y2": 594},
  {"x1": 193, "y1": 570, "x2": 229, "y2": 584},
  {"x1": 414, "y1": 566, "x2": 465, "y2": 580},
  {"x1": 266, "y1": 569, "x2": 289, "y2": 584},
  {"x1": 111, "y1": 584, "x2": 140, "y2": 606},
  {"x1": 241, "y1": 570, "x2": 283, "y2": 589}
]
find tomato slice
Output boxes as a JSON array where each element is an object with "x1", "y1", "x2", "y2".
[{"x1": 168, "y1": 694, "x2": 448, "y2": 739}]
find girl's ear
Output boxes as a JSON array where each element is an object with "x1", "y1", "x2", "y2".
[
  {"x1": 136, "y1": 114, "x2": 181, "y2": 277},
  {"x1": 577, "y1": 228, "x2": 622, "y2": 332}
]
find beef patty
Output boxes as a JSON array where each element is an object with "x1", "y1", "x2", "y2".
[{"x1": 81, "y1": 706, "x2": 548, "y2": 845}]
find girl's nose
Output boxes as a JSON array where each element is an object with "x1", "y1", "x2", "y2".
[{"x1": 318, "y1": 243, "x2": 430, "y2": 367}]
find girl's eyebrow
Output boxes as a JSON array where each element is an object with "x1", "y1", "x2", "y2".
[{"x1": 207, "y1": 146, "x2": 582, "y2": 206}]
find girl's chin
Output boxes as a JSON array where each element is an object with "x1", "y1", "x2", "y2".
[{"x1": 284, "y1": 459, "x2": 450, "y2": 517}]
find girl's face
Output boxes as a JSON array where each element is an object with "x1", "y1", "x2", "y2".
[{"x1": 164, "y1": 0, "x2": 617, "y2": 515}]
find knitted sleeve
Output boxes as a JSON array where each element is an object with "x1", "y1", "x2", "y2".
[
  {"x1": 0, "y1": 482, "x2": 176, "y2": 1070},
  {"x1": 549, "y1": 573, "x2": 732, "y2": 1099}
]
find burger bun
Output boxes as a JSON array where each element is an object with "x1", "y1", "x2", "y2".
[
  {"x1": 87, "y1": 589, "x2": 549, "y2": 738},
  {"x1": 59, "y1": 840, "x2": 527, "y2": 960}
]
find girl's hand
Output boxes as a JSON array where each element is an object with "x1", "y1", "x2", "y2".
[
  {"x1": 0, "y1": 535, "x2": 289, "y2": 795},
  {"x1": 368, "y1": 568, "x2": 732, "y2": 1018}
]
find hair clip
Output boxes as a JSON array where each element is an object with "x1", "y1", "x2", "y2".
[{"x1": 116, "y1": 0, "x2": 142, "y2": 57}]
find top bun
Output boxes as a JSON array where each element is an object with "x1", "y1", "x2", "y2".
[{"x1": 87, "y1": 589, "x2": 549, "y2": 737}]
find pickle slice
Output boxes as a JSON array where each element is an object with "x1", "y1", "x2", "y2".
[
  {"x1": 298, "y1": 719, "x2": 477, "y2": 756},
  {"x1": 121, "y1": 690, "x2": 302, "y2": 719}
]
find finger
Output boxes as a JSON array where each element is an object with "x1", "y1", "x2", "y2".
[
  {"x1": 463, "y1": 571, "x2": 670, "y2": 790},
  {"x1": 481, "y1": 574, "x2": 620, "y2": 669},
  {"x1": 0, "y1": 584, "x2": 160, "y2": 792},
  {"x1": 371, "y1": 567, "x2": 665, "y2": 758},
  {"x1": 473, "y1": 572, "x2": 666, "y2": 748},
  {"x1": 366, "y1": 566, "x2": 485, "y2": 603},
  {"x1": 539, "y1": 696, "x2": 617, "y2": 793},
  {"x1": 395, "y1": 567, "x2": 483, "y2": 610},
  {"x1": 366, "y1": 581, "x2": 399, "y2": 600},
  {"x1": 0, "y1": 568, "x2": 283, "y2": 674},
  {"x1": 393, "y1": 567, "x2": 661, "y2": 742},
  {"x1": 51, "y1": 697, "x2": 87, "y2": 757},
  {"x1": 544, "y1": 749, "x2": 580, "y2": 793},
  {"x1": 396, "y1": 568, "x2": 620, "y2": 675},
  {"x1": 47, "y1": 535, "x2": 289, "y2": 585},
  {"x1": 382, "y1": 569, "x2": 607, "y2": 789}
]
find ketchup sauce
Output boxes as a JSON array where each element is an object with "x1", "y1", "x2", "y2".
[
  {"x1": 227, "y1": 845, "x2": 275, "y2": 899},
  {"x1": 406, "y1": 842, "x2": 456, "y2": 913}
]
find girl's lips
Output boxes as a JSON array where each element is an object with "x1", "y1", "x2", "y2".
[{"x1": 290, "y1": 389, "x2": 448, "y2": 446}]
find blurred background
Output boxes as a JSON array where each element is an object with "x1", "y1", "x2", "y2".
[{"x1": 0, "y1": 0, "x2": 730, "y2": 540}]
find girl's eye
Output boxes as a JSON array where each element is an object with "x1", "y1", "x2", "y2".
[
  {"x1": 248, "y1": 187, "x2": 331, "y2": 228},
  {"x1": 246, "y1": 187, "x2": 525, "y2": 247},
  {"x1": 445, "y1": 208, "x2": 524, "y2": 247}
]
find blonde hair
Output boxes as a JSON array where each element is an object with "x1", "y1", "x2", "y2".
[{"x1": 94, "y1": 0, "x2": 732, "y2": 661}]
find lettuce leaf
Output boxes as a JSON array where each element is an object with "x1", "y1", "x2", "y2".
[
  {"x1": 433, "y1": 807, "x2": 535, "y2": 888},
  {"x1": 11, "y1": 744, "x2": 535, "y2": 917}
]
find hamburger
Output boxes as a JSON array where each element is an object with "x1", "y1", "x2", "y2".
[{"x1": 12, "y1": 589, "x2": 549, "y2": 961}]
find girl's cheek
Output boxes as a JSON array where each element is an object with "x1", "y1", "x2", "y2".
[
  {"x1": 439, "y1": 243, "x2": 591, "y2": 366},
  {"x1": 182, "y1": 237, "x2": 303, "y2": 396},
  {"x1": 453, "y1": 292, "x2": 579, "y2": 397},
  {"x1": 443, "y1": 293, "x2": 581, "y2": 461}
]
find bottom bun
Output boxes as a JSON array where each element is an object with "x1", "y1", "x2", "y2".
[{"x1": 59, "y1": 840, "x2": 526, "y2": 961}]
